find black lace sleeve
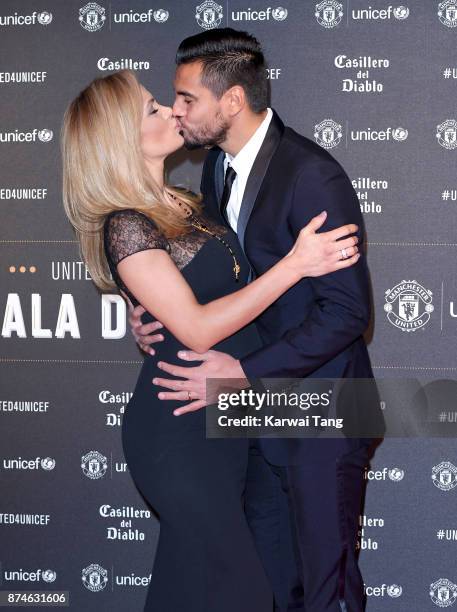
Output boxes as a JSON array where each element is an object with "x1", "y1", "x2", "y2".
[{"x1": 104, "y1": 209, "x2": 170, "y2": 267}]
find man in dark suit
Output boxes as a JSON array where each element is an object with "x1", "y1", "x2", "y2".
[{"x1": 129, "y1": 28, "x2": 379, "y2": 611}]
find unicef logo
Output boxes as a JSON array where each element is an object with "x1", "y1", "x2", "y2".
[
  {"x1": 388, "y1": 467, "x2": 405, "y2": 481},
  {"x1": 37, "y1": 12, "x2": 53, "y2": 25},
  {"x1": 81, "y1": 450, "x2": 108, "y2": 479},
  {"x1": 272, "y1": 7, "x2": 288, "y2": 21},
  {"x1": 195, "y1": 1, "x2": 223, "y2": 29},
  {"x1": 82, "y1": 564, "x2": 108, "y2": 592},
  {"x1": 437, "y1": 119, "x2": 457, "y2": 150},
  {"x1": 438, "y1": 0, "x2": 457, "y2": 27},
  {"x1": 314, "y1": 119, "x2": 343, "y2": 149},
  {"x1": 393, "y1": 6, "x2": 409, "y2": 20},
  {"x1": 392, "y1": 127, "x2": 408, "y2": 141},
  {"x1": 430, "y1": 578, "x2": 457, "y2": 607},
  {"x1": 153, "y1": 9, "x2": 169, "y2": 23},
  {"x1": 38, "y1": 129, "x2": 53, "y2": 142},
  {"x1": 315, "y1": 1, "x2": 344, "y2": 28},
  {"x1": 79, "y1": 2, "x2": 106, "y2": 32},
  {"x1": 432, "y1": 461, "x2": 457, "y2": 491},
  {"x1": 384, "y1": 280, "x2": 434, "y2": 332},
  {"x1": 387, "y1": 584, "x2": 402, "y2": 597},
  {"x1": 42, "y1": 569, "x2": 57, "y2": 583},
  {"x1": 41, "y1": 457, "x2": 55, "y2": 470}
]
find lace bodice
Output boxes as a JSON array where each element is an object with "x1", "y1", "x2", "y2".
[{"x1": 103, "y1": 208, "x2": 230, "y2": 304}]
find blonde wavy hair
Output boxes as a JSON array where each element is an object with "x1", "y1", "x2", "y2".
[{"x1": 61, "y1": 69, "x2": 202, "y2": 291}]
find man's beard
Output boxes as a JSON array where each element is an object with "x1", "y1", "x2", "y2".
[{"x1": 181, "y1": 113, "x2": 230, "y2": 150}]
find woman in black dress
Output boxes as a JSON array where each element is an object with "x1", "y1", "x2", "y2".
[{"x1": 61, "y1": 70, "x2": 360, "y2": 612}]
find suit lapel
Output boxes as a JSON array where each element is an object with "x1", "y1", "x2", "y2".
[
  {"x1": 210, "y1": 110, "x2": 285, "y2": 250},
  {"x1": 205, "y1": 148, "x2": 229, "y2": 225},
  {"x1": 214, "y1": 150, "x2": 225, "y2": 213},
  {"x1": 237, "y1": 110, "x2": 284, "y2": 250}
]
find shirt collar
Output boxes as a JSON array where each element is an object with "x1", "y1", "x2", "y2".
[{"x1": 224, "y1": 107, "x2": 273, "y2": 178}]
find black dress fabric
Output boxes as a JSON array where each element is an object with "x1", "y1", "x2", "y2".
[{"x1": 103, "y1": 208, "x2": 272, "y2": 612}]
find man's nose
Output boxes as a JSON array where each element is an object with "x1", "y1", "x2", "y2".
[{"x1": 172, "y1": 99, "x2": 184, "y2": 117}]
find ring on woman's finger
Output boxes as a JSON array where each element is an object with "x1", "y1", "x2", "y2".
[{"x1": 340, "y1": 248, "x2": 348, "y2": 259}]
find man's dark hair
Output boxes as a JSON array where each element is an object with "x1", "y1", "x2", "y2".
[{"x1": 176, "y1": 28, "x2": 270, "y2": 113}]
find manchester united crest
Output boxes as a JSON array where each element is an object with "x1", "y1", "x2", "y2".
[
  {"x1": 430, "y1": 578, "x2": 457, "y2": 607},
  {"x1": 315, "y1": 1, "x2": 344, "y2": 28},
  {"x1": 82, "y1": 564, "x2": 108, "y2": 592},
  {"x1": 79, "y1": 2, "x2": 106, "y2": 32},
  {"x1": 437, "y1": 119, "x2": 457, "y2": 149},
  {"x1": 384, "y1": 280, "x2": 434, "y2": 332},
  {"x1": 81, "y1": 450, "x2": 108, "y2": 479},
  {"x1": 195, "y1": 1, "x2": 223, "y2": 30},
  {"x1": 438, "y1": 0, "x2": 457, "y2": 27},
  {"x1": 314, "y1": 119, "x2": 343, "y2": 149},
  {"x1": 432, "y1": 461, "x2": 457, "y2": 491}
]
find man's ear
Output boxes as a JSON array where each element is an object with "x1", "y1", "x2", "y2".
[{"x1": 224, "y1": 85, "x2": 246, "y2": 117}]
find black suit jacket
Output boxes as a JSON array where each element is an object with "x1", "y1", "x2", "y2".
[{"x1": 200, "y1": 109, "x2": 378, "y2": 464}]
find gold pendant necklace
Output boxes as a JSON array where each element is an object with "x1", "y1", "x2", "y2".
[{"x1": 167, "y1": 191, "x2": 240, "y2": 281}]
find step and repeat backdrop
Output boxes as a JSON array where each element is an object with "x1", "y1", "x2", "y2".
[{"x1": 1, "y1": 1, "x2": 457, "y2": 610}]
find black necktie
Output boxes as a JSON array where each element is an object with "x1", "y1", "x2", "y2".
[{"x1": 220, "y1": 165, "x2": 237, "y2": 225}]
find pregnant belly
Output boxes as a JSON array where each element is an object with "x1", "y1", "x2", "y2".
[{"x1": 121, "y1": 322, "x2": 262, "y2": 451}]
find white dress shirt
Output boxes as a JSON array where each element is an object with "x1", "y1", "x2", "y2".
[{"x1": 223, "y1": 107, "x2": 273, "y2": 233}]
